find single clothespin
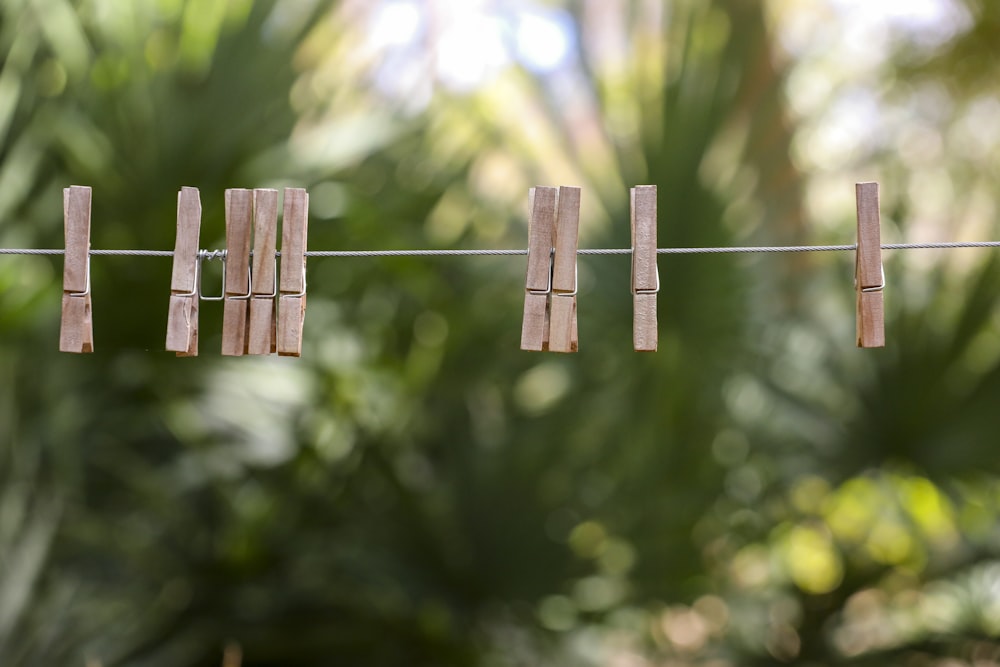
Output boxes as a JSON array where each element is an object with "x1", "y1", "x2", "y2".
[
  {"x1": 520, "y1": 187, "x2": 557, "y2": 351},
  {"x1": 166, "y1": 187, "x2": 202, "y2": 356},
  {"x1": 248, "y1": 188, "x2": 279, "y2": 355},
  {"x1": 631, "y1": 185, "x2": 658, "y2": 351},
  {"x1": 548, "y1": 186, "x2": 580, "y2": 353},
  {"x1": 221, "y1": 189, "x2": 253, "y2": 356},
  {"x1": 855, "y1": 181, "x2": 885, "y2": 348},
  {"x1": 60, "y1": 185, "x2": 94, "y2": 353},
  {"x1": 277, "y1": 188, "x2": 309, "y2": 356}
]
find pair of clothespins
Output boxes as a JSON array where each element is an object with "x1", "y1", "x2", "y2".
[
  {"x1": 855, "y1": 181, "x2": 885, "y2": 348},
  {"x1": 165, "y1": 187, "x2": 308, "y2": 357},
  {"x1": 60, "y1": 186, "x2": 94, "y2": 353},
  {"x1": 520, "y1": 186, "x2": 581, "y2": 353},
  {"x1": 520, "y1": 185, "x2": 660, "y2": 352}
]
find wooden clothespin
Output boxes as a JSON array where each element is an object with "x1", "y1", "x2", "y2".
[
  {"x1": 521, "y1": 187, "x2": 556, "y2": 351},
  {"x1": 248, "y1": 189, "x2": 279, "y2": 355},
  {"x1": 277, "y1": 188, "x2": 309, "y2": 356},
  {"x1": 166, "y1": 187, "x2": 202, "y2": 356},
  {"x1": 631, "y1": 185, "x2": 658, "y2": 351},
  {"x1": 222, "y1": 189, "x2": 253, "y2": 356},
  {"x1": 856, "y1": 181, "x2": 885, "y2": 348},
  {"x1": 60, "y1": 185, "x2": 94, "y2": 353},
  {"x1": 549, "y1": 186, "x2": 580, "y2": 353}
]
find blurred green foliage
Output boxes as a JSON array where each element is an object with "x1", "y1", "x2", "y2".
[{"x1": 3, "y1": 1, "x2": 1000, "y2": 666}]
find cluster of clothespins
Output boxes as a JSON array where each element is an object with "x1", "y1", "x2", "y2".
[
  {"x1": 519, "y1": 185, "x2": 662, "y2": 352},
  {"x1": 165, "y1": 186, "x2": 308, "y2": 358},
  {"x1": 59, "y1": 185, "x2": 309, "y2": 357},
  {"x1": 53, "y1": 181, "x2": 886, "y2": 356},
  {"x1": 518, "y1": 181, "x2": 885, "y2": 352}
]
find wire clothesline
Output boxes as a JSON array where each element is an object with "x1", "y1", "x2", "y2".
[
  {"x1": 3, "y1": 241, "x2": 1000, "y2": 258},
  {"x1": 40, "y1": 184, "x2": 981, "y2": 353}
]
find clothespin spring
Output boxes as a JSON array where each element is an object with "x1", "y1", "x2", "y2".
[
  {"x1": 67, "y1": 256, "x2": 91, "y2": 297},
  {"x1": 632, "y1": 266, "x2": 660, "y2": 296},
  {"x1": 197, "y1": 250, "x2": 247, "y2": 302},
  {"x1": 854, "y1": 261, "x2": 886, "y2": 293},
  {"x1": 251, "y1": 255, "x2": 279, "y2": 300},
  {"x1": 552, "y1": 264, "x2": 578, "y2": 297},
  {"x1": 280, "y1": 266, "x2": 308, "y2": 298},
  {"x1": 861, "y1": 265, "x2": 886, "y2": 293},
  {"x1": 527, "y1": 249, "x2": 554, "y2": 296}
]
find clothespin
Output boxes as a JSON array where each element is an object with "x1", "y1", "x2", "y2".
[
  {"x1": 520, "y1": 187, "x2": 557, "y2": 351},
  {"x1": 221, "y1": 189, "x2": 253, "y2": 356},
  {"x1": 549, "y1": 186, "x2": 580, "y2": 353},
  {"x1": 855, "y1": 181, "x2": 885, "y2": 348},
  {"x1": 247, "y1": 189, "x2": 279, "y2": 355},
  {"x1": 277, "y1": 188, "x2": 309, "y2": 356},
  {"x1": 631, "y1": 185, "x2": 658, "y2": 351},
  {"x1": 59, "y1": 185, "x2": 94, "y2": 353},
  {"x1": 166, "y1": 187, "x2": 202, "y2": 356}
]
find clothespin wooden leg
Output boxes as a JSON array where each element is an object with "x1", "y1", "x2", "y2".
[
  {"x1": 631, "y1": 185, "x2": 658, "y2": 351},
  {"x1": 548, "y1": 186, "x2": 581, "y2": 353},
  {"x1": 523, "y1": 293, "x2": 549, "y2": 351},
  {"x1": 60, "y1": 185, "x2": 94, "y2": 353},
  {"x1": 248, "y1": 189, "x2": 279, "y2": 355},
  {"x1": 166, "y1": 187, "x2": 202, "y2": 356},
  {"x1": 521, "y1": 187, "x2": 557, "y2": 351},
  {"x1": 856, "y1": 181, "x2": 885, "y2": 348},
  {"x1": 222, "y1": 189, "x2": 253, "y2": 356},
  {"x1": 277, "y1": 188, "x2": 309, "y2": 357}
]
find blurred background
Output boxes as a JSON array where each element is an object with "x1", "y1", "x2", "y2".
[{"x1": 2, "y1": 0, "x2": 1000, "y2": 665}]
